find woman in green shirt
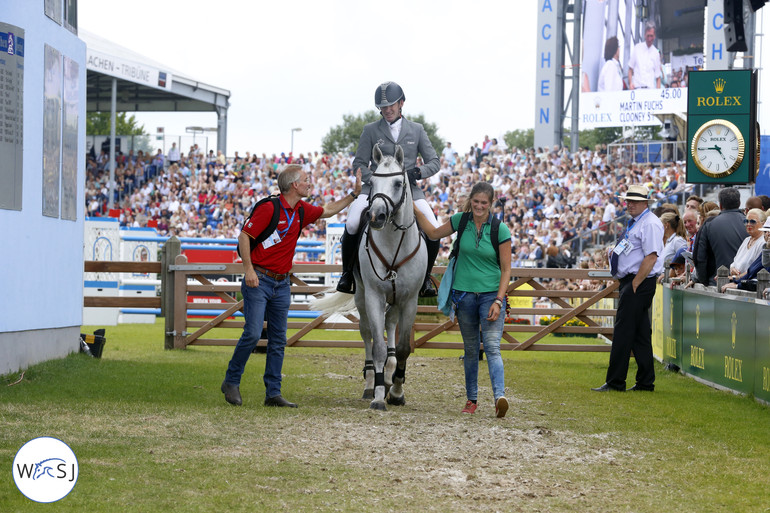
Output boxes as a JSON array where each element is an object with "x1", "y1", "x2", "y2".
[{"x1": 416, "y1": 182, "x2": 512, "y2": 417}]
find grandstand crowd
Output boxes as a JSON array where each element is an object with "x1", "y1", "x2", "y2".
[{"x1": 85, "y1": 139, "x2": 691, "y2": 284}]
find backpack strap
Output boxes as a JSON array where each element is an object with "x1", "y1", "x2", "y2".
[
  {"x1": 451, "y1": 212, "x2": 502, "y2": 265},
  {"x1": 237, "y1": 195, "x2": 280, "y2": 260},
  {"x1": 450, "y1": 212, "x2": 472, "y2": 260},
  {"x1": 491, "y1": 216, "x2": 501, "y2": 265}
]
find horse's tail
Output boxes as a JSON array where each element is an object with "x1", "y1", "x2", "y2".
[{"x1": 309, "y1": 289, "x2": 357, "y2": 315}]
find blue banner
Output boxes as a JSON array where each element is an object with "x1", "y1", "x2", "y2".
[{"x1": 755, "y1": 135, "x2": 770, "y2": 195}]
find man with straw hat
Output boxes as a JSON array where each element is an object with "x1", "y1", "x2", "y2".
[{"x1": 592, "y1": 184, "x2": 663, "y2": 392}]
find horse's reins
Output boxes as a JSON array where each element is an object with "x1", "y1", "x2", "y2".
[{"x1": 365, "y1": 166, "x2": 423, "y2": 302}]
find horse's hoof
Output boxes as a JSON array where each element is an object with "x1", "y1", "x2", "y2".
[
  {"x1": 386, "y1": 393, "x2": 405, "y2": 406},
  {"x1": 369, "y1": 400, "x2": 387, "y2": 411},
  {"x1": 362, "y1": 389, "x2": 374, "y2": 400}
]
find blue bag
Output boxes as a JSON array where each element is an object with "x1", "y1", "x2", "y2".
[{"x1": 437, "y1": 256, "x2": 456, "y2": 318}]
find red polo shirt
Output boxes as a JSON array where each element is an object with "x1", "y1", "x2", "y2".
[{"x1": 242, "y1": 195, "x2": 323, "y2": 274}]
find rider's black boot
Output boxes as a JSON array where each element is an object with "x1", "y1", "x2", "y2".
[
  {"x1": 336, "y1": 229, "x2": 357, "y2": 294},
  {"x1": 419, "y1": 238, "x2": 441, "y2": 298}
]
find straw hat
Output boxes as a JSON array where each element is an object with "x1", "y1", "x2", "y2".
[{"x1": 618, "y1": 185, "x2": 651, "y2": 202}]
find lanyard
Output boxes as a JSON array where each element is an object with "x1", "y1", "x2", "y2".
[
  {"x1": 278, "y1": 204, "x2": 296, "y2": 239},
  {"x1": 623, "y1": 209, "x2": 649, "y2": 240}
]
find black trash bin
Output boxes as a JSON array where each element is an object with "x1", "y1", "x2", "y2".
[{"x1": 80, "y1": 329, "x2": 106, "y2": 358}]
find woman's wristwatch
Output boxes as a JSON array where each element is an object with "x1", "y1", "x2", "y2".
[{"x1": 494, "y1": 296, "x2": 505, "y2": 308}]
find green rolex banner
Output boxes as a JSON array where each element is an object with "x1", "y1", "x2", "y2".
[{"x1": 686, "y1": 69, "x2": 757, "y2": 184}]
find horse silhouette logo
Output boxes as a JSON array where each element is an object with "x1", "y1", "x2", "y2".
[
  {"x1": 33, "y1": 458, "x2": 67, "y2": 480},
  {"x1": 13, "y1": 437, "x2": 79, "y2": 503}
]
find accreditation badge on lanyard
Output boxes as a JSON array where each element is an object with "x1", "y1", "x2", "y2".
[
  {"x1": 262, "y1": 205, "x2": 296, "y2": 249},
  {"x1": 613, "y1": 210, "x2": 648, "y2": 256}
]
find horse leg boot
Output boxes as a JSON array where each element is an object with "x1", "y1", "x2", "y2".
[
  {"x1": 362, "y1": 360, "x2": 374, "y2": 399},
  {"x1": 336, "y1": 229, "x2": 357, "y2": 294},
  {"x1": 419, "y1": 238, "x2": 441, "y2": 297},
  {"x1": 370, "y1": 372, "x2": 387, "y2": 411},
  {"x1": 387, "y1": 364, "x2": 406, "y2": 406},
  {"x1": 384, "y1": 348, "x2": 396, "y2": 395}
]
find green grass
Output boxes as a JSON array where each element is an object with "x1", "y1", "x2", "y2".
[{"x1": 1, "y1": 320, "x2": 769, "y2": 512}]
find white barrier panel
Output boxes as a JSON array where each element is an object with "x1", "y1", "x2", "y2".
[
  {"x1": 85, "y1": 220, "x2": 160, "y2": 325},
  {"x1": 84, "y1": 218, "x2": 121, "y2": 325},
  {"x1": 325, "y1": 223, "x2": 344, "y2": 287}
]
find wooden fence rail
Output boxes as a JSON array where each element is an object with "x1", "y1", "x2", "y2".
[{"x1": 84, "y1": 239, "x2": 618, "y2": 351}]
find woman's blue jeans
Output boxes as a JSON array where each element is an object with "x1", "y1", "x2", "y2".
[
  {"x1": 224, "y1": 273, "x2": 290, "y2": 399},
  {"x1": 453, "y1": 290, "x2": 506, "y2": 401}
]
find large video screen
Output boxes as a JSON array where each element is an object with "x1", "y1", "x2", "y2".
[{"x1": 579, "y1": 0, "x2": 704, "y2": 129}]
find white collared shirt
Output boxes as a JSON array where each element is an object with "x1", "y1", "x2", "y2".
[{"x1": 389, "y1": 117, "x2": 402, "y2": 142}]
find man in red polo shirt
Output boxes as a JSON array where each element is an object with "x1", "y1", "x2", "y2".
[{"x1": 222, "y1": 164, "x2": 361, "y2": 407}]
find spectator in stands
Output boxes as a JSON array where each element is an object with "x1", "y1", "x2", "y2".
[
  {"x1": 729, "y1": 208, "x2": 767, "y2": 278},
  {"x1": 685, "y1": 195, "x2": 703, "y2": 212},
  {"x1": 221, "y1": 164, "x2": 362, "y2": 408},
  {"x1": 695, "y1": 187, "x2": 746, "y2": 286},
  {"x1": 682, "y1": 209, "x2": 698, "y2": 251},
  {"x1": 658, "y1": 212, "x2": 687, "y2": 266},
  {"x1": 167, "y1": 142, "x2": 180, "y2": 166},
  {"x1": 745, "y1": 196, "x2": 763, "y2": 212},
  {"x1": 722, "y1": 218, "x2": 770, "y2": 292},
  {"x1": 545, "y1": 242, "x2": 563, "y2": 268},
  {"x1": 442, "y1": 141, "x2": 454, "y2": 164},
  {"x1": 668, "y1": 248, "x2": 687, "y2": 279}
]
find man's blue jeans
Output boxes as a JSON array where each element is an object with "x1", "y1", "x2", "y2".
[
  {"x1": 225, "y1": 273, "x2": 290, "y2": 399},
  {"x1": 453, "y1": 290, "x2": 506, "y2": 401}
]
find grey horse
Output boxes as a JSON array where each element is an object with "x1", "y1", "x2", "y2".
[{"x1": 312, "y1": 144, "x2": 427, "y2": 410}]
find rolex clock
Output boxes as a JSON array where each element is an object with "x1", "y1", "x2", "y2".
[{"x1": 690, "y1": 119, "x2": 745, "y2": 178}]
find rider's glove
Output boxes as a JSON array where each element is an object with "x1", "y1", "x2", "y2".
[{"x1": 407, "y1": 168, "x2": 421, "y2": 186}]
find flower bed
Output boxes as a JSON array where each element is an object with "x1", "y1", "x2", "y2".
[{"x1": 539, "y1": 315, "x2": 592, "y2": 337}]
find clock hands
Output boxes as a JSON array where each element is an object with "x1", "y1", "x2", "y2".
[
  {"x1": 712, "y1": 144, "x2": 730, "y2": 167},
  {"x1": 695, "y1": 145, "x2": 730, "y2": 167}
]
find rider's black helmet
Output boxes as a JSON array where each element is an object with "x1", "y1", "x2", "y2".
[{"x1": 374, "y1": 81, "x2": 405, "y2": 108}]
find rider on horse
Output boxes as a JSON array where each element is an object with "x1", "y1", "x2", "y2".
[{"x1": 336, "y1": 81, "x2": 442, "y2": 297}]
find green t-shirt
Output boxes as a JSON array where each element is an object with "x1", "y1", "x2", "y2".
[{"x1": 450, "y1": 213, "x2": 511, "y2": 293}]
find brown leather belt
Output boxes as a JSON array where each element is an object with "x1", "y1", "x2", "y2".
[{"x1": 253, "y1": 265, "x2": 289, "y2": 281}]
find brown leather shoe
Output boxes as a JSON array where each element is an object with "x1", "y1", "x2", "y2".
[
  {"x1": 264, "y1": 395, "x2": 298, "y2": 408},
  {"x1": 221, "y1": 381, "x2": 242, "y2": 406}
]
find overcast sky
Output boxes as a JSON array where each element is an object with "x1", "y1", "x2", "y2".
[
  {"x1": 79, "y1": 1, "x2": 770, "y2": 158},
  {"x1": 79, "y1": 0, "x2": 537, "y2": 157}
]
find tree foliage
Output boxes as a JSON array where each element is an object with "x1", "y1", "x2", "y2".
[
  {"x1": 86, "y1": 112, "x2": 146, "y2": 135},
  {"x1": 322, "y1": 110, "x2": 445, "y2": 156},
  {"x1": 503, "y1": 129, "x2": 534, "y2": 151},
  {"x1": 569, "y1": 127, "x2": 624, "y2": 150}
]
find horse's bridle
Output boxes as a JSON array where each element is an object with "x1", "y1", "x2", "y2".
[
  {"x1": 364, "y1": 165, "x2": 422, "y2": 302},
  {"x1": 367, "y1": 168, "x2": 414, "y2": 231}
]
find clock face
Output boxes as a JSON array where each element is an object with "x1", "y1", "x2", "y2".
[{"x1": 691, "y1": 119, "x2": 745, "y2": 178}]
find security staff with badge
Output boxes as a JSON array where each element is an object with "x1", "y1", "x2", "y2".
[
  {"x1": 336, "y1": 81, "x2": 442, "y2": 297},
  {"x1": 592, "y1": 185, "x2": 663, "y2": 392},
  {"x1": 222, "y1": 164, "x2": 361, "y2": 408}
]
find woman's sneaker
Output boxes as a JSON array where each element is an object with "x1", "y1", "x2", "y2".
[
  {"x1": 461, "y1": 400, "x2": 477, "y2": 414},
  {"x1": 495, "y1": 396, "x2": 509, "y2": 418}
]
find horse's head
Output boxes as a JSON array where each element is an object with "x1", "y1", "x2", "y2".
[{"x1": 368, "y1": 144, "x2": 408, "y2": 230}]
